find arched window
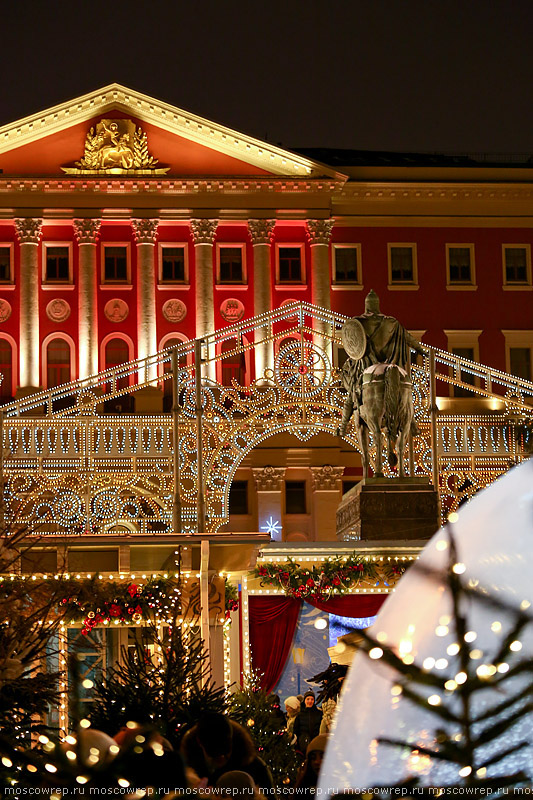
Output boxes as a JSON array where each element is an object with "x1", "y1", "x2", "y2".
[
  {"x1": 162, "y1": 337, "x2": 182, "y2": 412},
  {"x1": 105, "y1": 339, "x2": 129, "y2": 387},
  {"x1": 104, "y1": 338, "x2": 133, "y2": 412},
  {"x1": 46, "y1": 338, "x2": 71, "y2": 388},
  {"x1": 221, "y1": 337, "x2": 244, "y2": 387},
  {"x1": 0, "y1": 340, "x2": 13, "y2": 401}
]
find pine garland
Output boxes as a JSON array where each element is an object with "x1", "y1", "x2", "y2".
[
  {"x1": 255, "y1": 553, "x2": 407, "y2": 600},
  {"x1": 0, "y1": 575, "x2": 239, "y2": 631}
]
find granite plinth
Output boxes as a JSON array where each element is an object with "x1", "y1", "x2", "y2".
[{"x1": 336, "y1": 477, "x2": 439, "y2": 541}]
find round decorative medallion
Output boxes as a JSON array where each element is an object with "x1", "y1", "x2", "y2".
[
  {"x1": 0, "y1": 300, "x2": 11, "y2": 323},
  {"x1": 104, "y1": 299, "x2": 129, "y2": 323},
  {"x1": 46, "y1": 298, "x2": 71, "y2": 323},
  {"x1": 279, "y1": 299, "x2": 299, "y2": 321},
  {"x1": 274, "y1": 341, "x2": 331, "y2": 399},
  {"x1": 220, "y1": 298, "x2": 245, "y2": 323},
  {"x1": 162, "y1": 298, "x2": 187, "y2": 323}
]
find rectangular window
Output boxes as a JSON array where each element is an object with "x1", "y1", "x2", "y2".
[
  {"x1": 103, "y1": 246, "x2": 128, "y2": 282},
  {"x1": 0, "y1": 246, "x2": 12, "y2": 283},
  {"x1": 448, "y1": 246, "x2": 473, "y2": 284},
  {"x1": 503, "y1": 246, "x2": 531, "y2": 285},
  {"x1": 451, "y1": 346, "x2": 476, "y2": 397},
  {"x1": 229, "y1": 480, "x2": 249, "y2": 515},
  {"x1": 510, "y1": 347, "x2": 532, "y2": 381},
  {"x1": 44, "y1": 245, "x2": 70, "y2": 283},
  {"x1": 161, "y1": 246, "x2": 186, "y2": 283},
  {"x1": 342, "y1": 480, "x2": 357, "y2": 495},
  {"x1": 218, "y1": 246, "x2": 244, "y2": 283},
  {"x1": 333, "y1": 245, "x2": 360, "y2": 284},
  {"x1": 285, "y1": 480, "x2": 306, "y2": 514},
  {"x1": 389, "y1": 245, "x2": 416, "y2": 285},
  {"x1": 278, "y1": 246, "x2": 303, "y2": 283}
]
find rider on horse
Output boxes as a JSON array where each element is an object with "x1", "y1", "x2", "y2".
[{"x1": 339, "y1": 290, "x2": 424, "y2": 436}]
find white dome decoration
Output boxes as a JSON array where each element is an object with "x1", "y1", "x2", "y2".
[{"x1": 320, "y1": 460, "x2": 533, "y2": 790}]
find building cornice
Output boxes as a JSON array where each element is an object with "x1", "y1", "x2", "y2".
[
  {"x1": 335, "y1": 180, "x2": 533, "y2": 202},
  {"x1": 0, "y1": 84, "x2": 346, "y2": 181},
  {"x1": 0, "y1": 176, "x2": 344, "y2": 196}
]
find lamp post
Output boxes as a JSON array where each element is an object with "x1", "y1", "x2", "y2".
[{"x1": 292, "y1": 646, "x2": 305, "y2": 695}]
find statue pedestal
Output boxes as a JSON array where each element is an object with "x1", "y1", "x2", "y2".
[{"x1": 336, "y1": 477, "x2": 439, "y2": 542}]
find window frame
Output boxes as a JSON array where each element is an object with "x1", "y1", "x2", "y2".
[
  {"x1": 158, "y1": 243, "x2": 189, "y2": 287},
  {"x1": 42, "y1": 241, "x2": 73, "y2": 287},
  {"x1": 502, "y1": 244, "x2": 533, "y2": 290},
  {"x1": 100, "y1": 243, "x2": 131, "y2": 286},
  {"x1": 445, "y1": 244, "x2": 477, "y2": 290},
  {"x1": 275, "y1": 243, "x2": 306, "y2": 286},
  {"x1": 387, "y1": 243, "x2": 418, "y2": 290},
  {"x1": 42, "y1": 333, "x2": 76, "y2": 388},
  {"x1": 0, "y1": 334, "x2": 16, "y2": 398},
  {"x1": 0, "y1": 243, "x2": 14, "y2": 286},
  {"x1": 503, "y1": 330, "x2": 533, "y2": 383},
  {"x1": 229, "y1": 480, "x2": 249, "y2": 516},
  {"x1": 216, "y1": 243, "x2": 247, "y2": 286},
  {"x1": 332, "y1": 244, "x2": 363, "y2": 289},
  {"x1": 445, "y1": 330, "x2": 482, "y2": 397},
  {"x1": 284, "y1": 479, "x2": 308, "y2": 515}
]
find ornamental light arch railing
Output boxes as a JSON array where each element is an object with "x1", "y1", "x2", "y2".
[{"x1": 0, "y1": 301, "x2": 531, "y2": 536}]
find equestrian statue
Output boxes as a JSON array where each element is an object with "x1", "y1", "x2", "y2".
[{"x1": 338, "y1": 290, "x2": 425, "y2": 478}]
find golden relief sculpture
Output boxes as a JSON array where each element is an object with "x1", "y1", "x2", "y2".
[{"x1": 62, "y1": 118, "x2": 169, "y2": 174}]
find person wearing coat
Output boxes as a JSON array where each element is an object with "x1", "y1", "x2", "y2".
[{"x1": 292, "y1": 690, "x2": 322, "y2": 753}]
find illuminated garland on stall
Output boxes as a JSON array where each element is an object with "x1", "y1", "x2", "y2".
[
  {"x1": 0, "y1": 574, "x2": 239, "y2": 632},
  {"x1": 254, "y1": 553, "x2": 409, "y2": 600},
  {"x1": 225, "y1": 581, "x2": 240, "y2": 619}
]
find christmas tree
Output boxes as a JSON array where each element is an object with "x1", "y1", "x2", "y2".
[
  {"x1": 230, "y1": 672, "x2": 300, "y2": 787},
  {"x1": 88, "y1": 608, "x2": 227, "y2": 747}
]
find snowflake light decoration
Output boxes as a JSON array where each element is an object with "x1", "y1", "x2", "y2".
[{"x1": 261, "y1": 517, "x2": 282, "y2": 538}]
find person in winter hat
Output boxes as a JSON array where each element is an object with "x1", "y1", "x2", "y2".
[
  {"x1": 294, "y1": 734, "x2": 328, "y2": 791},
  {"x1": 292, "y1": 690, "x2": 322, "y2": 753},
  {"x1": 284, "y1": 696, "x2": 300, "y2": 742}
]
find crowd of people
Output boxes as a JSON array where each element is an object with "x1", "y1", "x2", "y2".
[{"x1": 58, "y1": 687, "x2": 339, "y2": 796}]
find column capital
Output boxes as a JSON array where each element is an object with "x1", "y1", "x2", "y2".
[
  {"x1": 252, "y1": 466, "x2": 286, "y2": 492},
  {"x1": 310, "y1": 465, "x2": 344, "y2": 491},
  {"x1": 132, "y1": 218, "x2": 159, "y2": 244},
  {"x1": 190, "y1": 219, "x2": 218, "y2": 245},
  {"x1": 306, "y1": 219, "x2": 334, "y2": 245},
  {"x1": 14, "y1": 218, "x2": 42, "y2": 244},
  {"x1": 248, "y1": 219, "x2": 275, "y2": 245},
  {"x1": 74, "y1": 218, "x2": 101, "y2": 244}
]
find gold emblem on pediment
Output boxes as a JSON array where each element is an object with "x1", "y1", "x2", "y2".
[{"x1": 62, "y1": 118, "x2": 169, "y2": 174}]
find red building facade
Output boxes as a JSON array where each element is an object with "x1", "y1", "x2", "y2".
[{"x1": 0, "y1": 87, "x2": 530, "y2": 404}]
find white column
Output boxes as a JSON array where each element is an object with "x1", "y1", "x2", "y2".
[
  {"x1": 74, "y1": 219, "x2": 101, "y2": 379},
  {"x1": 248, "y1": 220, "x2": 275, "y2": 383},
  {"x1": 15, "y1": 218, "x2": 42, "y2": 392},
  {"x1": 310, "y1": 465, "x2": 344, "y2": 541},
  {"x1": 132, "y1": 219, "x2": 159, "y2": 383},
  {"x1": 252, "y1": 466, "x2": 286, "y2": 541},
  {"x1": 191, "y1": 219, "x2": 218, "y2": 382},
  {"x1": 307, "y1": 219, "x2": 334, "y2": 356}
]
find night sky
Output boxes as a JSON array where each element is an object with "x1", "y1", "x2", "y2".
[{"x1": 3, "y1": 0, "x2": 533, "y2": 155}]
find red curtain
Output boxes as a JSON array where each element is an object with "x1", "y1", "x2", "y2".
[
  {"x1": 249, "y1": 597, "x2": 301, "y2": 692},
  {"x1": 248, "y1": 594, "x2": 387, "y2": 692},
  {"x1": 307, "y1": 594, "x2": 387, "y2": 617}
]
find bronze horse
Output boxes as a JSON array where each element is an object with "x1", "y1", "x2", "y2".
[{"x1": 340, "y1": 361, "x2": 416, "y2": 478}]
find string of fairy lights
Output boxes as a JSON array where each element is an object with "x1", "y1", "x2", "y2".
[{"x1": 0, "y1": 300, "x2": 530, "y2": 535}]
